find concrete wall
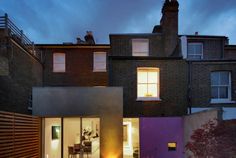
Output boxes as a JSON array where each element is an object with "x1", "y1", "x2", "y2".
[
  {"x1": 32, "y1": 87, "x2": 123, "y2": 158},
  {"x1": 140, "y1": 117, "x2": 184, "y2": 158},
  {"x1": 0, "y1": 35, "x2": 43, "y2": 114},
  {"x1": 184, "y1": 108, "x2": 221, "y2": 158}
]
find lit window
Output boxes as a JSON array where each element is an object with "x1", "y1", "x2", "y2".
[
  {"x1": 93, "y1": 52, "x2": 106, "y2": 72},
  {"x1": 187, "y1": 43, "x2": 203, "y2": 59},
  {"x1": 211, "y1": 71, "x2": 231, "y2": 103},
  {"x1": 132, "y1": 39, "x2": 149, "y2": 56},
  {"x1": 168, "y1": 142, "x2": 177, "y2": 151},
  {"x1": 137, "y1": 68, "x2": 160, "y2": 100},
  {"x1": 53, "y1": 53, "x2": 65, "y2": 72}
]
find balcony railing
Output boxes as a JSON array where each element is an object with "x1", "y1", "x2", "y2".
[{"x1": 0, "y1": 13, "x2": 42, "y2": 61}]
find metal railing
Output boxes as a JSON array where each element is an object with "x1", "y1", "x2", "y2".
[{"x1": 0, "y1": 13, "x2": 42, "y2": 61}]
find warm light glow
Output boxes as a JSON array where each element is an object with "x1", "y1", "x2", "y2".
[
  {"x1": 137, "y1": 68, "x2": 159, "y2": 98},
  {"x1": 51, "y1": 140, "x2": 59, "y2": 150},
  {"x1": 106, "y1": 152, "x2": 119, "y2": 158},
  {"x1": 168, "y1": 142, "x2": 177, "y2": 148}
]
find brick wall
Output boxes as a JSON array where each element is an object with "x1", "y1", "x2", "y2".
[
  {"x1": 42, "y1": 47, "x2": 109, "y2": 86},
  {"x1": 187, "y1": 38, "x2": 224, "y2": 60},
  {"x1": 109, "y1": 58, "x2": 188, "y2": 117},
  {"x1": 190, "y1": 61, "x2": 236, "y2": 107},
  {"x1": 0, "y1": 37, "x2": 43, "y2": 114},
  {"x1": 110, "y1": 34, "x2": 165, "y2": 57}
]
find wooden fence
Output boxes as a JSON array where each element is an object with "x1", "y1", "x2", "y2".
[{"x1": 0, "y1": 111, "x2": 41, "y2": 158}]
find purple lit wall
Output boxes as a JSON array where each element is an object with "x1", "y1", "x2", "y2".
[{"x1": 140, "y1": 117, "x2": 184, "y2": 158}]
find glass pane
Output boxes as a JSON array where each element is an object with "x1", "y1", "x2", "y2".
[
  {"x1": 195, "y1": 45, "x2": 202, "y2": 55},
  {"x1": 132, "y1": 39, "x2": 149, "y2": 56},
  {"x1": 220, "y1": 72, "x2": 229, "y2": 85},
  {"x1": 211, "y1": 72, "x2": 219, "y2": 85},
  {"x1": 54, "y1": 53, "x2": 65, "y2": 64},
  {"x1": 53, "y1": 63, "x2": 65, "y2": 72},
  {"x1": 94, "y1": 62, "x2": 106, "y2": 70},
  {"x1": 148, "y1": 71, "x2": 158, "y2": 83},
  {"x1": 82, "y1": 118, "x2": 100, "y2": 158},
  {"x1": 123, "y1": 118, "x2": 140, "y2": 158},
  {"x1": 188, "y1": 45, "x2": 194, "y2": 54},
  {"x1": 63, "y1": 118, "x2": 81, "y2": 158},
  {"x1": 94, "y1": 53, "x2": 106, "y2": 62},
  {"x1": 148, "y1": 84, "x2": 158, "y2": 97},
  {"x1": 211, "y1": 87, "x2": 218, "y2": 98},
  {"x1": 138, "y1": 84, "x2": 147, "y2": 97},
  {"x1": 138, "y1": 71, "x2": 147, "y2": 83},
  {"x1": 44, "y1": 118, "x2": 61, "y2": 158},
  {"x1": 219, "y1": 87, "x2": 228, "y2": 98}
]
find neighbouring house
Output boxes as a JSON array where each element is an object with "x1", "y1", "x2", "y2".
[{"x1": 0, "y1": 0, "x2": 236, "y2": 158}]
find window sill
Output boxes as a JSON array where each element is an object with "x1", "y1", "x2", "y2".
[
  {"x1": 210, "y1": 99, "x2": 236, "y2": 104},
  {"x1": 93, "y1": 69, "x2": 107, "y2": 72},
  {"x1": 136, "y1": 97, "x2": 162, "y2": 102}
]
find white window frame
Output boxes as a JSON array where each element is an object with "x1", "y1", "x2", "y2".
[
  {"x1": 93, "y1": 52, "x2": 107, "y2": 72},
  {"x1": 187, "y1": 43, "x2": 203, "y2": 59},
  {"x1": 132, "y1": 39, "x2": 149, "y2": 56},
  {"x1": 136, "y1": 67, "x2": 161, "y2": 101},
  {"x1": 53, "y1": 53, "x2": 66, "y2": 73},
  {"x1": 211, "y1": 71, "x2": 232, "y2": 104}
]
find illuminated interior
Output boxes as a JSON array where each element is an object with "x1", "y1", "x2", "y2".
[
  {"x1": 137, "y1": 68, "x2": 159, "y2": 98},
  {"x1": 45, "y1": 118, "x2": 61, "y2": 158},
  {"x1": 44, "y1": 117, "x2": 100, "y2": 158},
  {"x1": 123, "y1": 118, "x2": 140, "y2": 158}
]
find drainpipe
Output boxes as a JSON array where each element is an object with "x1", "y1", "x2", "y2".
[{"x1": 187, "y1": 61, "x2": 192, "y2": 114}]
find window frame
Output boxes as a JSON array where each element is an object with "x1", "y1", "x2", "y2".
[
  {"x1": 136, "y1": 67, "x2": 161, "y2": 101},
  {"x1": 53, "y1": 52, "x2": 66, "y2": 73},
  {"x1": 210, "y1": 71, "x2": 232, "y2": 104},
  {"x1": 132, "y1": 39, "x2": 149, "y2": 56},
  {"x1": 187, "y1": 42, "x2": 203, "y2": 59},
  {"x1": 93, "y1": 52, "x2": 107, "y2": 72}
]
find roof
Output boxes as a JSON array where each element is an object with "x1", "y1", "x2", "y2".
[
  {"x1": 36, "y1": 44, "x2": 110, "y2": 49},
  {"x1": 179, "y1": 34, "x2": 228, "y2": 39}
]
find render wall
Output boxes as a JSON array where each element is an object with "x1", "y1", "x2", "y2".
[
  {"x1": 183, "y1": 109, "x2": 220, "y2": 158},
  {"x1": 32, "y1": 87, "x2": 123, "y2": 158}
]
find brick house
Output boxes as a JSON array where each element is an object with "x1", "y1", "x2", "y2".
[{"x1": 0, "y1": 0, "x2": 236, "y2": 158}]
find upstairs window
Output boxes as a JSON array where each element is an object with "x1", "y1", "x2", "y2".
[
  {"x1": 132, "y1": 39, "x2": 149, "y2": 56},
  {"x1": 211, "y1": 71, "x2": 231, "y2": 103},
  {"x1": 53, "y1": 53, "x2": 65, "y2": 72},
  {"x1": 187, "y1": 43, "x2": 203, "y2": 59},
  {"x1": 93, "y1": 52, "x2": 106, "y2": 72},
  {"x1": 137, "y1": 68, "x2": 160, "y2": 100}
]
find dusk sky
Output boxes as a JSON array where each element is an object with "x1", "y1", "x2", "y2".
[{"x1": 1, "y1": 0, "x2": 236, "y2": 44}]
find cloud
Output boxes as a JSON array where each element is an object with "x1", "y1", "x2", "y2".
[{"x1": 0, "y1": 0, "x2": 236, "y2": 44}]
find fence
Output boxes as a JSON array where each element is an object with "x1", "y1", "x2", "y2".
[
  {"x1": 0, "y1": 111, "x2": 41, "y2": 158},
  {"x1": 0, "y1": 13, "x2": 42, "y2": 61}
]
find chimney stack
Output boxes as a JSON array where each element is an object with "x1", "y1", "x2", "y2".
[
  {"x1": 160, "y1": 0, "x2": 179, "y2": 57},
  {"x1": 84, "y1": 31, "x2": 95, "y2": 45}
]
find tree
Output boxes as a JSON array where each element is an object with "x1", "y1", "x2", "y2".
[{"x1": 185, "y1": 119, "x2": 236, "y2": 158}]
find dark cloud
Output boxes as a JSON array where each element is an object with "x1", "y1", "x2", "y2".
[{"x1": 0, "y1": 0, "x2": 236, "y2": 44}]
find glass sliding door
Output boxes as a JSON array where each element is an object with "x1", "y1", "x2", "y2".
[
  {"x1": 82, "y1": 118, "x2": 100, "y2": 158},
  {"x1": 123, "y1": 118, "x2": 140, "y2": 158},
  {"x1": 44, "y1": 118, "x2": 62, "y2": 158},
  {"x1": 63, "y1": 118, "x2": 81, "y2": 158}
]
